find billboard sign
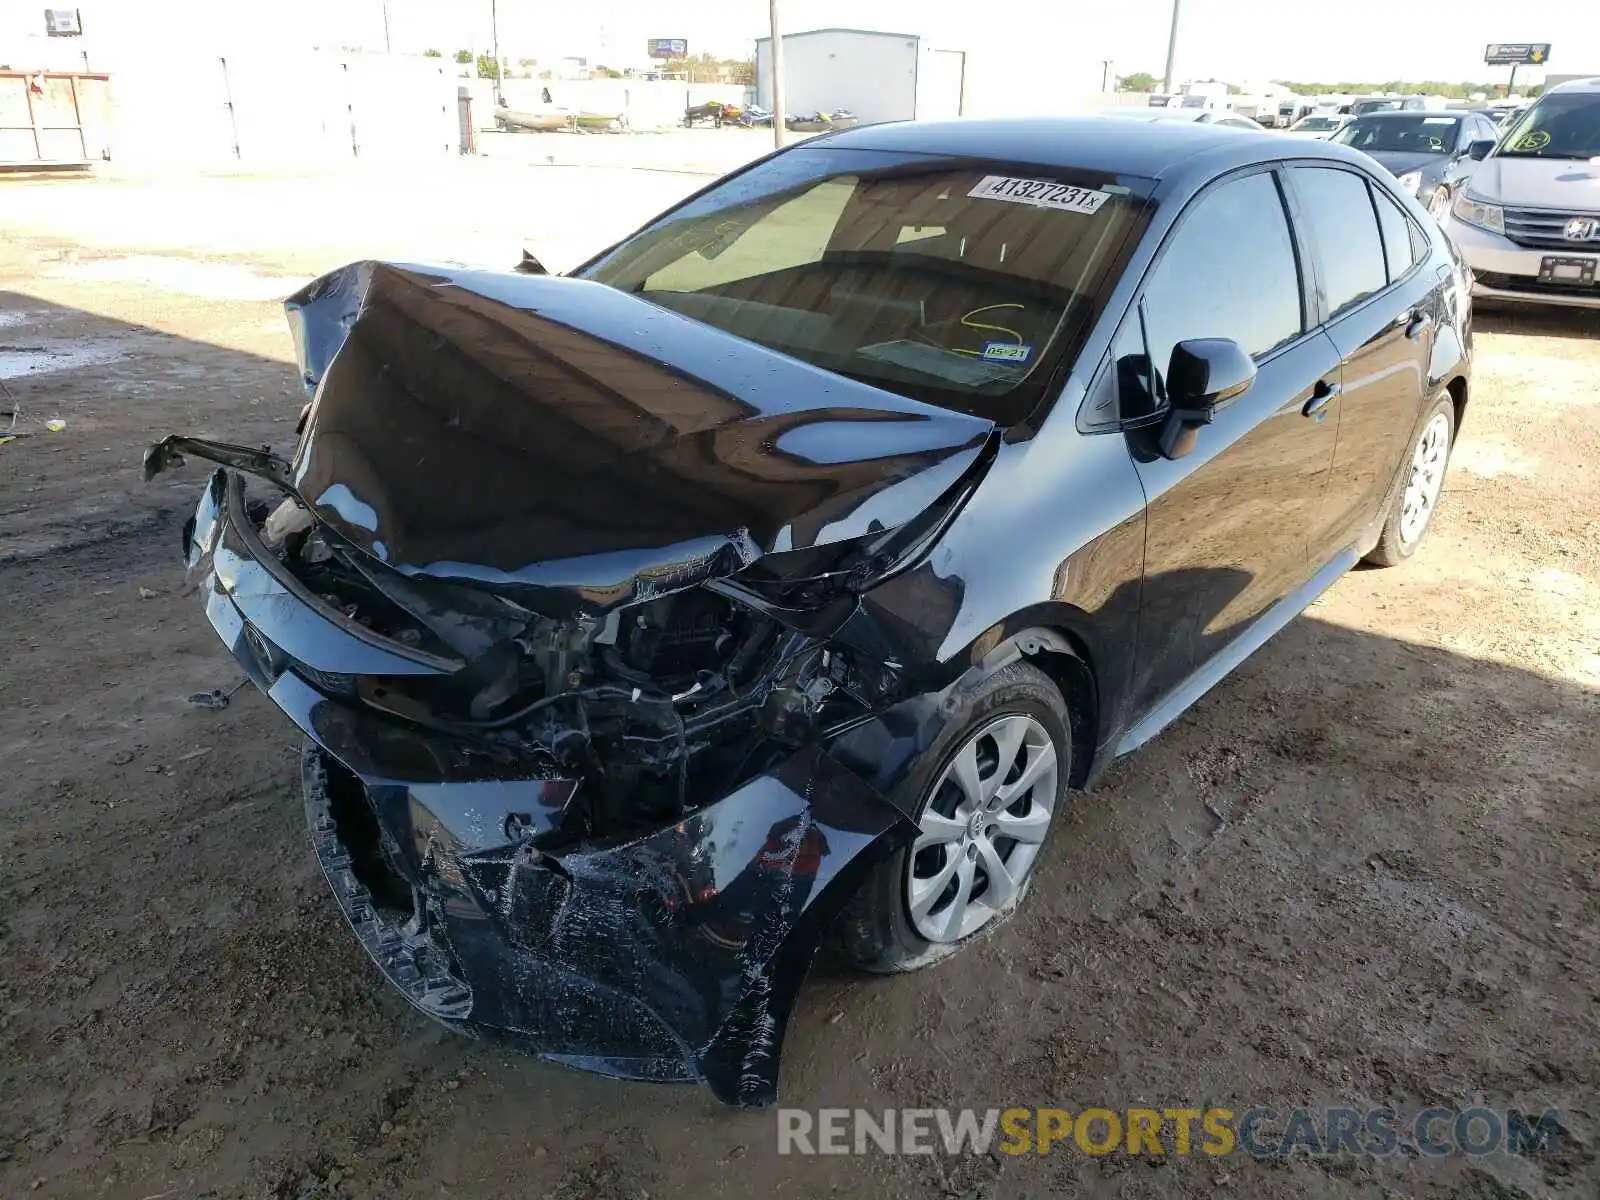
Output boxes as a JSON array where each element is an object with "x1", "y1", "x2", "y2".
[
  {"x1": 648, "y1": 38, "x2": 688, "y2": 60},
  {"x1": 1484, "y1": 44, "x2": 1551, "y2": 66},
  {"x1": 44, "y1": 8, "x2": 83, "y2": 36}
]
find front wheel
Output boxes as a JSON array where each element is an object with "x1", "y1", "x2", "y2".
[
  {"x1": 1427, "y1": 186, "x2": 1452, "y2": 221},
  {"x1": 1366, "y1": 394, "x2": 1455, "y2": 567},
  {"x1": 837, "y1": 661, "x2": 1071, "y2": 973}
]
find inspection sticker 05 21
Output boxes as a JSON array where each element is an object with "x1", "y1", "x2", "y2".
[
  {"x1": 981, "y1": 342, "x2": 1032, "y2": 363},
  {"x1": 967, "y1": 176, "x2": 1112, "y2": 214}
]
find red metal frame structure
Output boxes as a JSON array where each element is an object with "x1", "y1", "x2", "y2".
[{"x1": 0, "y1": 70, "x2": 110, "y2": 167}]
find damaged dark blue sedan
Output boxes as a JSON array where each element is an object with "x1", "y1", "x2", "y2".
[{"x1": 146, "y1": 118, "x2": 1472, "y2": 1106}]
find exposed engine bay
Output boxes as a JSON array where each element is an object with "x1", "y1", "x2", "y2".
[{"x1": 237, "y1": 476, "x2": 903, "y2": 849}]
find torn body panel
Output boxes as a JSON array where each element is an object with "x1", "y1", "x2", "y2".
[
  {"x1": 192, "y1": 481, "x2": 912, "y2": 1103},
  {"x1": 300, "y1": 737, "x2": 907, "y2": 1105}
]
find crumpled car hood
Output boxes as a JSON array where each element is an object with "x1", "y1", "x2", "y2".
[{"x1": 284, "y1": 262, "x2": 995, "y2": 614}]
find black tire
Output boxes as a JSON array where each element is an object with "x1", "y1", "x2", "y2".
[
  {"x1": 1427, "y1": 186, "x2": 1452, "y2": 221},
  {"x1": 836, "y1": 661, "x2": 1072, "y2": 973},
  {"x1": 1365, "y1": 393, "x2": 1455, "y2": 568}
]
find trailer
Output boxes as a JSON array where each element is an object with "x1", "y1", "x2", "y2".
[
  {"x1": 754, "y1": 28, "x2": 966, "y2": 125},
  {"x1": 0, "y1": 70, "x2": 109, "y2": 168}
]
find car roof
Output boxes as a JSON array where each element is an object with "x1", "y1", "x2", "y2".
[
  {"x1": 1549, "y1": 76, "x2": 1600, "y2": 95},
  {"x1": 819, "y1": 116, "x2": 1325, "y2": 179}
]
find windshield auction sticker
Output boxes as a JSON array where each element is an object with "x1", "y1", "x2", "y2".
[{"x1": 968, "y1": 175, "x2": 1112, "y2": 214}]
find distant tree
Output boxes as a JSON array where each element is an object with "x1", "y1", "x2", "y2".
[
  {"x1": 1277, "y1": 78, "x2": 1504, "y2": 100},
  {"x1": 422, "y1": 48, "x2": 443, "y2": 58},
  {"x1": 1119, "y1": 71, "x2": 1159, "y2": 92},
  {"x1": 476, "y1": 54, "x2": 501, "y2": 80},
  {"x1": 593, "y1": 65, "x2": 624, "y2": 79},
  {"x1": 454, "y1": 49, "x2": 473, "y2": 64}
]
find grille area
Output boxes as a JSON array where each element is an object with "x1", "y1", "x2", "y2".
[
  {"x1": 1502, "y1": 207, "x2": 1600, "y2": 251},
  {"x1": 1476, "y1": 270, "x2": 1598, "y2": 297}
]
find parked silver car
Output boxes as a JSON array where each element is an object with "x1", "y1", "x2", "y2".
[{"x1": 1450, "y1": 77, "x2": 1600, "y2": 309}]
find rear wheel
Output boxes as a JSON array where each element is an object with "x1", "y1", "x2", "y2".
[
  {"x1": 1366, "y1": 394, "x2": 1455, "y2": 567},
  {"x1": 837, "y1": 662, "x2": 1070, "y2": 972}
]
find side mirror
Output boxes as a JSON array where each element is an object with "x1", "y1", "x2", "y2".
[
  {"x1": 1158, "y1": 338, "x2": 1256, "y2": 459},
  {"x1": 1467, "y1": 139, "x2": 1495, "y2": 161}
]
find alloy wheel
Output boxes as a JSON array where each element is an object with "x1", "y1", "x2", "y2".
[
  {"x1": 906, "y1": 714, "x2": 1059, "y2": 943},
  {"x1": 1399, "y1": 411, "x2": 1451, "y2": 546}
]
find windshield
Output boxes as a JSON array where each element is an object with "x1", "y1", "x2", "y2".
[
  {"x1": 1332, "y1": 114, "x2": 1460, "y2": 154},
  {"x1": 580, "y1": 146, "x2": 1147, "y2": 424},
  {"x1": 1498, "y1": 92, "x2": 1600, "y2": 159},
  {"x1": 1295, "y1": 116, "x2": 1340, "y2": 130},
  {"x1": 1353, "y1": 99, "x2": 1401, "y2": 115}
]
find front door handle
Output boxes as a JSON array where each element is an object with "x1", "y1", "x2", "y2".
[
  {"x1": 1303, "y1": 379, "x2": 1341, "y2": 419},
  {"x1": 1405, "y1": 312, "x2": 1434, "y2": 340}
]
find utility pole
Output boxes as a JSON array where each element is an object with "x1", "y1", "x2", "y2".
[
  {"x1": 490, "y1": 0, "x2": 504, "y2": 106},
  {"x1": 1162, "y1": 0, "x2": 1182, "y2": 95},
  {"x1": 769, "y1": 0, "x2": 787, "y2": 149},
  {"x1": 381, "y1": 0, "x2": 391, "y2": 53},
  {"x1": 1507, "y1": 63, "x2": 1520, "y2": 98}
]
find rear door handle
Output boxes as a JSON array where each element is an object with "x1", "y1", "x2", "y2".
[
  {"x1": 1405, "y1": 312, "x2": 1434, "y2": 340},
  {"x1": 1303, "y1": 379, "x2": 1341, "y2": 419}
]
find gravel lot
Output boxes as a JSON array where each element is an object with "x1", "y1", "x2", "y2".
[{"x1": 1, "y1": 159, "x2": 1597, "y2": 1200}]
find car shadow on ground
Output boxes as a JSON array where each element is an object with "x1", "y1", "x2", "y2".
[
  {"x1": 2, "y1": 292, "x2": 1597, "y2": 1199},
  {"x1": 1474, "y1": 305, "x2": 1600, "y2": 340}
]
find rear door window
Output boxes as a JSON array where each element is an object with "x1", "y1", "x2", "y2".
[{"x1": 1289, "y1": 167, "x2": 1389, "y2": 317}]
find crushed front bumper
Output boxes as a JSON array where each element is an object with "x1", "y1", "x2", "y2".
[{"x1": 189, "y1": 469, "x2": 916, "y2": 1105}]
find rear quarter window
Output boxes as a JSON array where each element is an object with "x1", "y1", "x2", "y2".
[{"x1": 1371, "y1": 184, "x2": 1424, "y2": 283}]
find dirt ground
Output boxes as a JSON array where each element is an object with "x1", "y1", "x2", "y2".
[{"x1": 1, "y1": 162, "x2": 1597, "y2": 1200}]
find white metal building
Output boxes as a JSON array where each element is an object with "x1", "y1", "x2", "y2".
[{"x1": 754, "y1": 28, "x2": 966, "y2": 124}]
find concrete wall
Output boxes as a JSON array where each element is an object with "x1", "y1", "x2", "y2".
[
  {"x1": 757, "y1": 30, "x2": 921, "y2": 122},
  {"x1": 100, "y1": 51, "x2": 457, "y2": 165}
]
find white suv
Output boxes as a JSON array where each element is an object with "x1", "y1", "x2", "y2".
[{"x1": 1450, "y1": 77, "x2": 1600, "y2": 310}]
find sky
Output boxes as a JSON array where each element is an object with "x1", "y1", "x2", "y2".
[{"x1": 6, "y1": 0, "x2": 1599, "y2": 85}]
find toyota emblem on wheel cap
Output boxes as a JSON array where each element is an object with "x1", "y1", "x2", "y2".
[{"x1": 1564, "y1": 217, "x2": 1600, "y2": 242}]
